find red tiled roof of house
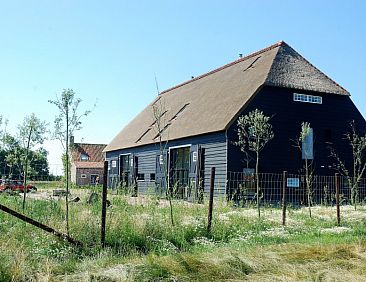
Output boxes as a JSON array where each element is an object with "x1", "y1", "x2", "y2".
[{"x1": 70, "y1": 143, "x2": 107, "y2": 167}]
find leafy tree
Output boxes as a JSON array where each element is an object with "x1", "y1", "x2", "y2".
[
  {"x1": 3, "y1": 134, "x2": 23, "y2": 178},
  {"x1": 28, "y1": 148, "x2": 50, "y2": 180},
  {"x1": 330, "y1": 121, "x2": 366, "y2": 210},
  {"x1": 48, "y1": 89, "x2": 93, "y2": 235},
  {"x1": 18, "y1": 113, "x2": 48, "y2": 210},
  {"x1": 236, "y1": 109, "x2": 274, "y2": 218}
]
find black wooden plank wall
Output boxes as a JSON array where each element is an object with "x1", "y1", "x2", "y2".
[
  {"x1": 227, "y1": 86, "x2": 366, "y2": 175},
  {"x1": 105, "y1": 132, "x2": 228, "y2": 195}
]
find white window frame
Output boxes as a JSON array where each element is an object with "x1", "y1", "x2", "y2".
[
  {"x1": 294, "y1": 93, "x2": 322, "y2": 104},
  {"x1": 80, "y1": 174, "x2": 87, "y2": 179}
]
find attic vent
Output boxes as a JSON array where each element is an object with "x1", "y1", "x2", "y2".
[
  {"x1": 136, "y1": 128, "x2": 151, "y2": 143},
  {"x1": 150, "y1": 110, "x2": 167, "y2": 127},
  {"x1": 169, "y1": 103, "x2": 189, "y2": 122},
  {"x1": 243, "y1": 56, "x2": 261, "y2": 72},
  {"x1": 294, "y1": 93, "x2": 322, "y2": 104},
  {"x1": 153, "y1": 123, "x2": 171, "y2": 140}
]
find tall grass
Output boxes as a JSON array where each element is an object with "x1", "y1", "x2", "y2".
[{"x1": 1, "y1": 190, "x2": 366, "y2": 280}]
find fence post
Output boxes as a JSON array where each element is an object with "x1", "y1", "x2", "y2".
[
  {"x1": 282, "y1": 171, "x2": 288, "y2": 226},
  {"x1": 207, "y1": 167, "x2": 215, "y2": 233},
  {"x1": 335, "y1": 173, "x2": 340, "y2": 226},
  {"x1": 101, "y1": 160, "x2": 108, "y2": 248}
]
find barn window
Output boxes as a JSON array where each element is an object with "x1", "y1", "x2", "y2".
[
  {"x1": 150, "y1": 173, "x2": 156, "y2": 181},
  {"x1": 294, "y1": 93, "x2": 322, "y2": 104},
  {"x1": 137, "y1": 173, "x2": 145, "y2": 181},
  {"x1": 81, "y1": 174, "x2": 87, "y2": 178}
]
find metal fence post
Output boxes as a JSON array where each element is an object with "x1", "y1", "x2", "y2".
[
  {"x1": 335, "y1": 173, "x2": 340, "y2": 226},
  {"x1": 101, "y1": 160, "x2": 108, "y2": 248},
  {"x1": 282, "y1": 171, "x2": 287, "y2": 226},
  {"x1": 207, "y1": 167, "x2": 215, "y2": 233}
]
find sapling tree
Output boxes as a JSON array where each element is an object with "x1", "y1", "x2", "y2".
[
  {"x1": 236, "y1": 109, "x2": 274, "y2": 218},
  {"x1": 330, "y1": 121, "x2": 366, "y2": 210},
  {"x1": 18, "y1": 113, "x2": 47, "y2": 210},
  {"x1": 49, "y1": 89, "x2": 93, "y2": 235},
  {"x1": 152, "y1": 96, "x2": 175, "y2": 225},
  {"x1": 293, "y1": 122, "x2": 314, "y2": 218}
]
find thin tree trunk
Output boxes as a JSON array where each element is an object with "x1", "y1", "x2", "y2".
[
  {"x1": 256, "y1": 152, "x2": 260, "y2": 218},
  {"x1": 305, "y1": 158, "x2": 312, "y2": 218},
  {"x1": 65, "y1": 107, "x2": 70, "y2": 236},
  {"x1": 22, "y1": 127, "x2": 33, "y2": 211}
]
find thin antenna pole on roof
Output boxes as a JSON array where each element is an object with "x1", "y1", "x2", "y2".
[{"x1": 154, "y1": 73, "x2": 160, "y2": 96}]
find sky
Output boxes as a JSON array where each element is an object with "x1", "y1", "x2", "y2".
[{"x1": 1, "y1": 0, "x2": 365, "y2": 175}]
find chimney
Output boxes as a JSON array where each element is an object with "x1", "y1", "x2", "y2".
[
  {"x1": 239, "y1": 53, "x2": 243, "y2": 58},
  {"x1": 70, "y1": 136, "x2": 74, "y2": 146}
]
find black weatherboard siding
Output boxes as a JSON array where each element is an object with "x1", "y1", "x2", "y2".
[
  {"x1": 106, "y1": 132, "x2": 228, "y2": 195},
  {"x1": 227, "y1": 86, "x2": 366, "y2": 175}
]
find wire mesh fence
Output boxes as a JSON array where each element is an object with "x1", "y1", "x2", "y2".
[
  {"x1": 227, "y1": 171, "x2": 366, "y2": 207},
  {"x1": 2, "y1": 158, "x2": 366, "y2": 210}
]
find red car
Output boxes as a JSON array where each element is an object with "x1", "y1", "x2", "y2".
[{"x1": 0, "y1": 179, "x2": 37, "y2": 193}]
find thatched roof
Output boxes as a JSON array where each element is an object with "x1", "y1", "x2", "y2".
[{"x1": 105, "y1": 41, "x2": 349, "y2": 152}]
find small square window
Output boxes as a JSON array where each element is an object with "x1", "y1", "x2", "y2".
[
  {"x1": 137, "y1": 173, "x2": 145, "y2": 181},
  {"x1": 150, "y1": 173, "x2": 156, "y2": 181},
  {"x1": 80, "y1": 154, "x2": 89, "y2": 161}
]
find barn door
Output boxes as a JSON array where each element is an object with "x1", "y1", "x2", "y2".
[
  {"x1": 156, "y1": 151, "x2": 167, "y2": 194},
  {"x1": 197, "y1": 146, "x2": 205, "y2": 203},
  {"x1": 131, "y1": 155, "x2": 138, "y2": 196},
  {"x1": 188, "y1": 145, "x2": 198, "y2": 200},
  {"x1": 108, "y1": 158, "x2": 119, "y2": 190},
  {"x1": 119, "y1": 154, "x2": 130, "y2": 187}
]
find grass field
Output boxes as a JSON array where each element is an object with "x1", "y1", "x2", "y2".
[{"x1": 1, "y1": 187, "x2": 366, "y2": 281}]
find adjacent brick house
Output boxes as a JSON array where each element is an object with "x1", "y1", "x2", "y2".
[{"x1": 70, "y1": 138, "x2": 107, "y2": 186}]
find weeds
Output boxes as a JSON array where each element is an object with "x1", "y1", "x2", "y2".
[{"x1": 1, "y1": 189, "x2": 366, "y2": 280}]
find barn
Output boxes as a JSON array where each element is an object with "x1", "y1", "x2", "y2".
[{"x1": 104, "y1": 41, "x2": 366, "y2": 198}]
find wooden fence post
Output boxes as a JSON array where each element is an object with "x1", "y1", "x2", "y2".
[
  {"x1": 101, "y1": 160, "x2": 108, "y2": 248},
  {"x1": 282, "y1": 171, "x2": 288, "y2": 226},
  {"x1": 335, "y1": 173, "x2": 340, "y2": 226},
  {"x1": 207, "y1": 167, "x2": 215, "y2": 233}
]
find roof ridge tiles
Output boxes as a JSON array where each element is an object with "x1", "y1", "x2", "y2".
[{"x1": 160, "y1": 41, "x2": 284, "y2": 95}]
